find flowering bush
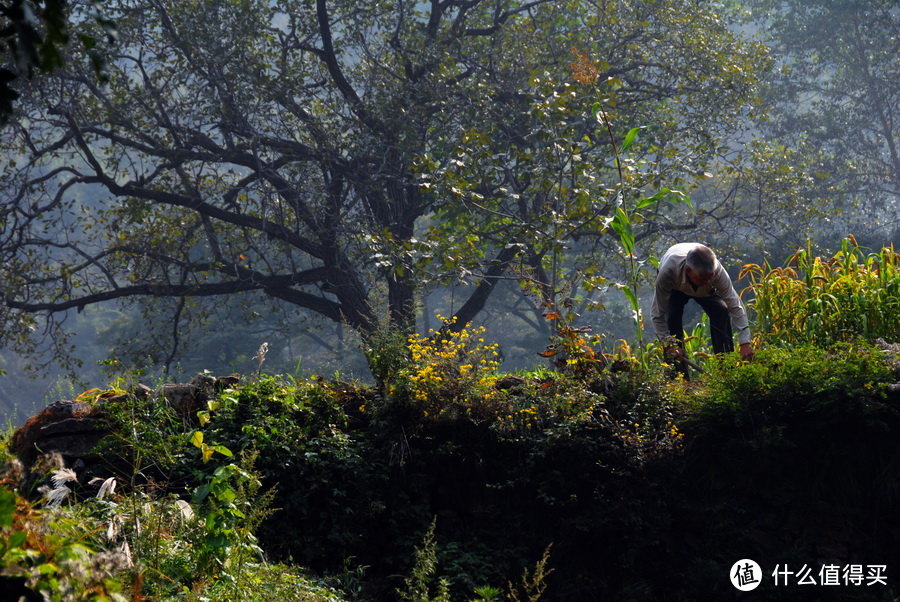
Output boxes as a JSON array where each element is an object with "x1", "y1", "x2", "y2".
[{"x1": 403, "y1": 316, "x2": 502, "y2": 420}]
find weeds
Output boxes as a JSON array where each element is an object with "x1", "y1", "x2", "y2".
[
  {"x1": 507, "y1": 545, "x2": 554, "y2": 602},
  {"x1": 0, "y1": 382, "x2": 339, "y2": 601},
  {"x1": 0, "y1": 484, "x2": 128, "y2": 600},
  {"x1": 397, "y1": 519, "x2": 451, "y2": 602}
]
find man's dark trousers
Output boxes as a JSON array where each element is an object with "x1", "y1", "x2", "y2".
[{"x1": 666, "y1": 290, "x2": 734, "y2": 353}]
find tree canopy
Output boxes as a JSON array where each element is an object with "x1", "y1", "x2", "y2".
[{"x1": 0, "y1": 0, "x2": 771, "y2": 372}]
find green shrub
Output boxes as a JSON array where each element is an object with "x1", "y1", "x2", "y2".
[
  {"x1": 6, "y1": 326, "x2": 898, "y2": 601},
  {"x1": 680, "y1": 343, "x2": 900, "y2": 536},
  {"x1": 688, "y1": 343, "x2": 897, "y2": 418}
]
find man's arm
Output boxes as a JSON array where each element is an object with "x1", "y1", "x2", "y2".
[
  {"x1": 713, "y1": 267, "x2": 753, "y2": 358},
  {"x1": 650, "y1": 269, "x2": 674, "y2": 341}
]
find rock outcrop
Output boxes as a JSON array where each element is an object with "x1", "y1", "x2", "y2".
[{"x1": 10, "y1": 374, "x2": 240, "y2": 468}]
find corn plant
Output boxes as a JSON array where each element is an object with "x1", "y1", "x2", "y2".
[
  {"x1": 598, "y1": 115, "x2": 691, "y2": 367},
  {"x1": 741, "y1": 237, "x2": 899, "y2": 347}
]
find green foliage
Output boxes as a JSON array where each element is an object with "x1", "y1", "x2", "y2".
[
  {"x1": 0, "y1": 381, "x2": 348, "y2": 601},
  {"x1": 678, "y1": 342, "x2": 899, "y2": 525},
  {"x1": 364, "y1": 321, "x2": 414, "y2": 397},
  {"x1": 743, "y1": 238, "x2": 900, "y2": 346},
  {"x1": 397, "y1": 519, "x2": 451, "y2": 602},
  {"x1": 506, "y1": 545, "x2": 553, "y2": 602},
  {"x1": 2, "y1": 321, "x2": 899, "y2": 600},
  {"x1": 95, "y1": 383, "x2": 185, "y2": 480},
  {"x1": 471, "y1": 585, "x2": 502, "y2": 602},
  {"x1": 200, "y1": 375, "x2": 351, "y2": 455},
  {"x1": 188, "y1": 562, "x2": 345, "y2": 602},
  {"x1": 672, "y1": 343, "x2": 900, "y2": 599},
  {"x1": 190, "y1": 451, "x2": 270, "y2": 577},
  {"x1": 685, "y1": 343, "x2": 897, "y2": 416},
  {"x1": 193, "y1": 375, "x2": 380, "y2": 572},
  {"x1": 745, "y1": 0, "x2": 899, "y2": 224},
  {"x1": 0, "y1": 0, "x2": 116, "y2": 123}
]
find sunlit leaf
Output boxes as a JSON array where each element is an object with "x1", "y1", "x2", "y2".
[
  {"x1": 190, "y1": 430, "x2": 204, "y2": 448},
  {"x1": 212, "y1": 445, "x2": 233, "y2": 458},
  {"x1": 74, "y1": 388, "x2": 103, "y2": 402},
  {"x1": 622, "y1": 286, "x2": 639, "y2": 311},
  {"x1": 610, "y1": 208, "x2": 635, "y2": 254},
  {"x1": 621, "y1": 126, "x2": 646, "y2": 152}
]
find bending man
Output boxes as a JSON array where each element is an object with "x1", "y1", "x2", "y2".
[{"x1": 650, "y1": 243, "x2": 754, "y2": 361}]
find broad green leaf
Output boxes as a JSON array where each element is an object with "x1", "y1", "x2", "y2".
[
  {"x1": 621, "y1": 126, "x2": 646, "y2": 152},
  {"x1": 212, "y1": 445, "x2": 233, "y2": 458},
  {"x1": 219, "y1": 487, "x2": 237, "y2": 504},
  {"x1": 622, "y1": 286, "x2": 640, "y2": 311},
  {"x1": 635, "y1": 188, "x2": 671, "y2": 210},
  {"x1": 635, "y1": 188, "x2": 692, "y2": 211}
]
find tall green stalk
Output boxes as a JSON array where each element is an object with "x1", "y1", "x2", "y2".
[{"x1": 741, "y1": 237, "x2": 899, "y2": 346}]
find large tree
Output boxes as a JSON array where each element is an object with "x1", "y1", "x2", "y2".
[{"x1": 0, "y1": 0, "x2": 770, "y2": 371}]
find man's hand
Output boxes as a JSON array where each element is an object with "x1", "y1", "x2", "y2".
[
  {"x1": 664, "y1": 345, "x2": 685, "y2": 362},
  {"x1": 739, "y1": 342, "x2": 754, "y2": 361}
]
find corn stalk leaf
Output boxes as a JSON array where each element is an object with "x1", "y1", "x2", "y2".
[{"x1": 610, "y1": 207, "x2": 634, "y2": 255}]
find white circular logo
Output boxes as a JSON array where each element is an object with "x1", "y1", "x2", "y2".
[{"x1": 730, "y1": 559, "x2": 762, "y2": 591}]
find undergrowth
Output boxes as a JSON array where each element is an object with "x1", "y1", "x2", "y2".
[{"x1": 0, "y1": 301, "x2": 897, "y2": 599}]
